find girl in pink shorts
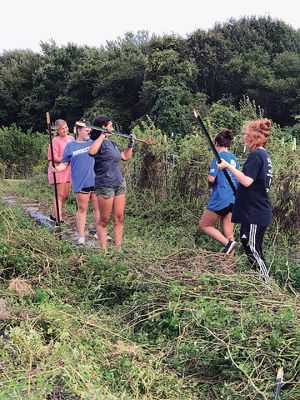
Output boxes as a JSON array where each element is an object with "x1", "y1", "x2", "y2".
[{"x1": 48, "y1": 119, "x2": 74, "y2": 223}]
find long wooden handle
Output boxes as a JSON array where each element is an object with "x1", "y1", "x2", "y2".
[
  {"x1": 46, "y1": 112, "x2": 60, "y2": 226},
  {"x1": 46, "y1": 112, "x2": 51, "y2": 125},
  {"x1": 193, "y1": 109, "x2": 237, "y2": 195},
  {"x1": 272, "y1": 368, "x2": 284, "y2": 400}
]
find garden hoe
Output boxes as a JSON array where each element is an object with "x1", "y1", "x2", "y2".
[
  {"x1": 75, "y1": 120, "x2": 157, "y2": 145},
  {"x1": 193, "y1": 109, "x2": 237, "y2": 195}
]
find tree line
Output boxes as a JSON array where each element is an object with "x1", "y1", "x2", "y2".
[{"x1": 0, "y1": 16, "x2": 299, "y2": 136}]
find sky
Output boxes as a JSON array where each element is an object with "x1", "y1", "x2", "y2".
[{"x1": 0, "y1": 0, "x2": 299, "y2": 52}]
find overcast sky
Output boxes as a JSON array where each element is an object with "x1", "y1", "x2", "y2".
[{"x1": 1, "y1": 0, "x2": 299, "y2": 52}]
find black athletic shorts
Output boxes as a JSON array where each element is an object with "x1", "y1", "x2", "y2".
[
  {"x1": 75, "y1": 186, "x2": 95, "y2": 194},
  {"x1": 215, "y1": 203, "x2": 234, "y2": 217}
]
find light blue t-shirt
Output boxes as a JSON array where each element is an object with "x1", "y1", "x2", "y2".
[
  {"x1": 62, "y1": 139, "x2": 95, "y2": 193},
  {"x1": 207, "y1": 151, "x2": 239, "y2": 212}
]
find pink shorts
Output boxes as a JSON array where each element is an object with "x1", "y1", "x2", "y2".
[{"x1": 48, "y1": 164, "x2": 71, "y2": 184}]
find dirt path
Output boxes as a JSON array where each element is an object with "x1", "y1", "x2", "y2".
[{"x1": 3, "y1": 194, "x2": 99, "y2": 248}]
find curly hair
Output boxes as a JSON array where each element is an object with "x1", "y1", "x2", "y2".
[{"x1": 242, "y1": 119, "x2": 272, "y2": 151}]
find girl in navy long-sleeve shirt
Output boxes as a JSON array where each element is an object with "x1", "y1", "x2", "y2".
[{"x1": 218, "y1": 119, "x2": 273, "y2": 281}]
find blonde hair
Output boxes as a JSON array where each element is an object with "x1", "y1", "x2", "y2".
[
  {"x1": 54, "y1": 119, "x2": 67, "y2": 128},
  {"x1": 242, "y1": 119, "x2": 272, "y2": 151}
]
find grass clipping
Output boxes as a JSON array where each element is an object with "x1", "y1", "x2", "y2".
[
  {"x1": 8, "y1": 277, "x2": 34, "y2": 297},
  {"x1": 119, "y1": 249, "x2": 300, "y2": 400}
]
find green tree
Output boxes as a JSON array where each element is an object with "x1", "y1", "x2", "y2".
[
  {"x1": 89, "y1": 32, "x2": 148, "y2": 131},
  {"x1": 141, "y1": 36, "x2": 197, "y2": 136},
  {"x1": 0, "y1": 50, "x2": 41, "y2": 128},
  {"x1": 188, "y1": 29, "x2": 232, "y2": 100}
]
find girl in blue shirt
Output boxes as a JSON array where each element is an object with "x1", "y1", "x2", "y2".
[
  {"x1": 52, "y1": 123, "x2": 100, "y2": 244},
  {"x1": 198, "y1": 129, "x2": 239, "y2": 254}
]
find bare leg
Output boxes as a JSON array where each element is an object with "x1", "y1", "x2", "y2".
[
  {"x1": 198, "y1": 210, "x2": 228, "y2": 246},
  {"x1": 52, "y1": 183, "x2": 70, "y2": 221},
  {"x1": 112, "y1": 194, "x2": 126, "y2": 249},
  {"x1": 75, "y1": 193, "x2": 90, "y2": 236},
  {"x1": 62, "y1": 182, "x2": 71, "y2": 219},
  {"x1": 90, "y1": 193, "x2": 100, "y2": 226},
  {"x1": 220, "y1": 212, "x2": 234, "y2": 241},
  {"x1": 63, "y1": 182, "x2": 71, "y2": 202},
  {"x1": 97, "y1": 196, "x2": 114, "y2": 250}
]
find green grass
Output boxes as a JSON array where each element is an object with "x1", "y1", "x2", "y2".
[{"x1": 0, "y1": 177, "x2": 299, "y2": 399}]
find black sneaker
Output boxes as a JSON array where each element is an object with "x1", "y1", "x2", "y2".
[
  {"x1": 223, "y1": 240, "x2": 237, "y2": 255},
  {"x1": 50, "y1": 215, "x2": 64, "y2": 225},
  {"x1": 55, "y1": 220, "x2": 64, "y2": 226}
]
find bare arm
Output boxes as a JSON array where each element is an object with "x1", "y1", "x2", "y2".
[
  {"x1": 53, "y1": 155, "x2": 62, "y2": 163},
  {"x1": 51, "y1": 162, "x2": 69, "y2": 173},
  {"x1": 207, "y1": 175, "x2": 215, "y2": 187},
  {"x1": 121, "y1": 147, "x2": 133, "y2": 161},
  {"x1": 121, "y1": 134, "x2": 135, "y2": 160},
  {"x1": 217, "y1": 159, "x2": 253, "y2": 187},
  {"x1": 88, "y1": 134, "x2": 106, "y2": 156}
]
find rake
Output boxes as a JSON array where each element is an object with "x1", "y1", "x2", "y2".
[{"x1": 75, "y1": 121, "x2": 157, "y2": 145}]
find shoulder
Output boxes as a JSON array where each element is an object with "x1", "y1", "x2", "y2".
[
  {"x1": 65, "y1": 140, "x2": 76, "y2": 150},
  {"x1": 244, "y1": 152, "x2": 262, "y2": 172},
  {"x1": 65, "y1": 140, "x2": 74, "y2": 147},
  {"x1": 67, "y1": 135, "x2": 74, "y2": 142},
  {"x1": 220, "y1": 151, "x2": 237, "y2": 163},
  {"x1": 258, "y1": 149, "x2": 269, "y2": 159},
  {"x1": 220, "y1": 151, "x2": 233, "y2": 160},
  {"x1": 229, "y1": 151, "x2": 238, "y2": 161},
  {"x1": 52, "y1": 135, "x2": 60, "y2": 143},
  {"x1": 247, "y1": 150, "x2": 262, "y2": 161}
]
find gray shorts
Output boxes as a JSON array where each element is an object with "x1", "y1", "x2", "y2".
[{"x1": 95, "y1": 180, "x2": 126, "y2": 199}]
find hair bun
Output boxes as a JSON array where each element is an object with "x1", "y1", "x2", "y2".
[{"x1": 259, "y1": 119, "x2": 272, "y2": 137}]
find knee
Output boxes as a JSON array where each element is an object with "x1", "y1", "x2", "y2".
[
  {"x1": 92, "y1": 205, "x2": 99, "y2": 213},
  {"x1": 198, "y1": 220, "x2": 206, "y2": 232},
  {"x1": 99, "y1": 216, "x2": 110, "y2": 227},
  {"x1": 114, "y1": 214, "x2": 124, "y2": 225},
  {"x1": 77, "y1": 205, "x2": 87, "y2": 214}
]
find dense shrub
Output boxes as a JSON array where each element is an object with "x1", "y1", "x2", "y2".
[{"x1": 0, "y1": 125, "x2": 48, "y2": 178}]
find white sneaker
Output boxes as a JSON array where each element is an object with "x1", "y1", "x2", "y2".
[
  {"x1": 94, "y1": 233, "x2": 113, "y2": 242},
  {"x1": 77, "y1": 235, "x2": 85, "y2": 245}
]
